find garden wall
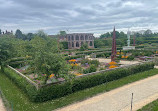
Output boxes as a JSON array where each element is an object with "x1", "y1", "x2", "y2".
[
  {"x1": 7, "y1": 65, "x2": 39, "y2": 89},
  {"x1": 3, "y1": 61, "x2": 155, "y2": 102}
]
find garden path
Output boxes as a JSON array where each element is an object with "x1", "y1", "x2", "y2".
[
  {"x1": 0, "y1": 98, "x2": 6, "y2": 111},
  {"x1": 56, "y1": 73, "x2": 158, "y2": 111},
  {"x1": 88, "y1": 58, "x2": 140, "y2": 65}
]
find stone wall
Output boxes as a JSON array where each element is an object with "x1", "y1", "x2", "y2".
[{"x1": 60, "y1": 33, "x2": 94, "y2": 49}]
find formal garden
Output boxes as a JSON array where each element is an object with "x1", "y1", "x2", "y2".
[
  {"x1": 0, "y1": 32, "x2": 157, "y2": 86},
  {"x1": 0, "y1": 31, "x2": 158, "y2": 111}
]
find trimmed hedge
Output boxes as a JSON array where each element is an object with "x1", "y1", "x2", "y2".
[
  {"x1": 64, "y1": 55, "x2": 85, "y2": 60},
  {"x1": 72, "y1": 62, "x2": 154, "y2": 92},
  {"x1": 3, "y1": 62, "x2": 154, "y2": 102},
  {"x1": 75, "y1": 49, "x2": 110, "y2": 55},
  {"x1": 3, "y1": 68, "x2": 37, "y2": 101},
  {"x1": 96, "y1": 52, "x2": 111, "y2": 58}
]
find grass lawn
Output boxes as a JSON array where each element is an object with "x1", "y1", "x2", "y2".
[
  {"x1": 138, "y1": 99, "x2": 158, "y2": 111},
  {"x1": 0, "y1": 69, "x2": 158, "y2": 111}
]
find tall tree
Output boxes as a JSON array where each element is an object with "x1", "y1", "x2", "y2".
[
  {"x1": 30, "y1": 37, "x2": 68, "y2": 84},
  {"x1": 26, "y1": 33, "x2": 34, "y2": 40},
  {"x1": 59, "y1": 31, "x2": 66, "y2": 35},
  {"x1": 15, "y1": 29, "x2": 23, "y2": 39},
  {"x1": 100, "y1": 32, "x2": 111, "y2": 39},
  {"x1": 119, "y1": 31, "x2": 126, "y2": 38},
  {"x1": 144, "y1": 29, "x2": 153, "y2": 37},
  {"x1": 36, "y1": 30, "x2": 47, "y2": 39}
]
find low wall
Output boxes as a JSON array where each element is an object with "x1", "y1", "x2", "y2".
[{"x1": 7, "y1": 65, "x2": 39, "y2": 89}]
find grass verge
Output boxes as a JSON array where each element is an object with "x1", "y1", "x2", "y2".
[
  {"x1": 0, "y1": 69, "x2": 158, "y2": 111},
  {"x1": 0, "y1": 87, "x2": 11, "y2": 111},
  {"x1": 138, "y1": 99, "x2": 158, "y2": 111}
]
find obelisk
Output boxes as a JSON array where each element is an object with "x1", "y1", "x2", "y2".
[{"x1": 111, "y1": 26, "x2": 117, "y2": 62}]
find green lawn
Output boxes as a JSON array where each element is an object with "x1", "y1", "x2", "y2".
[
  {"x1": 1, "y1": 69, "x2": 158, "y2": 111},
  {"x1": 138, "y1": 99, "x2": 158, "y2": 111}
]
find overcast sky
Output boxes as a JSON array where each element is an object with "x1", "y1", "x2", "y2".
[{"x1": 0, "y1": 0, "x2": 158, "y2": 36}]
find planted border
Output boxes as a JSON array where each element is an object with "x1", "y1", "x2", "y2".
[{"x1": 3, "y1": 61, "x2": 154, "y2": 102}]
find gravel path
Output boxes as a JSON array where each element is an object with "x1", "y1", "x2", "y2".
[
  {"x1": 88, "y1": 58, "x2": 140, "y2": 65},
  {"x1": 0, "y1": 98, "x2": 6, "y2": 111},
  {"x1": 57, "y1": 74, "x2": 158, "y2": 111}
]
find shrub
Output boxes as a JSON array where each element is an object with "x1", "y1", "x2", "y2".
[
  {"x1": 96, "y1": 52, "x2": 111, "y2": 58},
  {"x1": 127, "y1": 56, "x2": 135, "y2": 61},
  {"x1": 80, "y1": 59, "x2": 89, "y2": 65},
  {"x1": 89, "y1": 60, "x2": 100, "y2": 67},
  {"x1": 154, "y1": 57, "x2": 158, "y2": 65},
  {"x1": 83, "y1": 65, "x2": 97, "y2": 74},
  {"x1": 65, "y1": 55, "x2": 85, "y2": 60},
  {"x1": 81, "y1": 59, "x2": 99, "y2": 67},
  {"x1": 80, "y1": 43, "x2": 88, "y2": 51}
]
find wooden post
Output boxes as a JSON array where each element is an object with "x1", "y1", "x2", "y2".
[{"x1": 131, "y1": 93, "x2": 134, "y2": 111}]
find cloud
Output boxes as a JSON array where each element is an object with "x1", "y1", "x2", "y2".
[{"x1": 0, "y1": 0, "x2": 158, "y2": 36}]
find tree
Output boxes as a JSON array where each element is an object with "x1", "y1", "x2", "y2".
[
  {"x1": 100, "y1": 32, "x2": 111, "y2": 39},
  {"x1": 60, "y1": 41, "x2": 68, "y2": 49},
  {"x1": 119, "y1": 31, "x2": 126, "y2": 38},
  {"x1": 59, "y1": 31, "x2": 66, "y2": 35},
  {"x1": 94, "y1": 39, "x2": 104, "y2": 48},
  {"x1": 32, "y1": 52, "x2": 68, "y2": 84},
  {"x1": 0, "y1": 29, "x2": 1, "y2": 35},
  {"x1": 80, "y1": 43, "x2": 88, "y2": 51},
  {"x1": 0, "y1": 43, "x2": 10, "y2": 72},
  {"x1": 135, "y1": 32, "x2": 141, "y2": 37},
  {"x1": 144, "y1": 29, "x2": 153, "y2": 37},
  {"x1": 36, "y1": 30, "x2": 47, "y2": 39},
  {"x1": 26, "y1": 33, "x2": 34, "y2": 40},
  {"x1": 30, "y1": 36, "x2": 68, "y2": 84},
  {"x1": 15, "y1": 29, "x2": 23, "y2": 39}
]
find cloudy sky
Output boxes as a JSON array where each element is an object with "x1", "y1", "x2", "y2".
[{"x1": 0, "y1": 0, "x2": 158, "y2": 36}]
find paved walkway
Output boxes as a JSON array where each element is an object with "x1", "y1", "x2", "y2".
[
  {"x1": 57, "y1": 74, "x2": 158, "y2": 111},
  {"x1": 0, "y1": 98, "x2": 6, "y2": 111}
]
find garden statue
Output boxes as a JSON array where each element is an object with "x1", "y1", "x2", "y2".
[{"x1": 123, "y1": 28, "x2": 135, "y2": 50}]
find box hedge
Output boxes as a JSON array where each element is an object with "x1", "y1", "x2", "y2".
[{"x1": 3, "y1": 62, "x2": 154, "y2": 102}]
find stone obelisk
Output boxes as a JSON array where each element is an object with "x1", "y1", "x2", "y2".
[{"x1": 111, "y1": 26, "x2": 117, "y2": 62}]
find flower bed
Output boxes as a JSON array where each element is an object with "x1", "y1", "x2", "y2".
[{"x1": 3, "y1": 61, "x2": 154, "y2": 102}]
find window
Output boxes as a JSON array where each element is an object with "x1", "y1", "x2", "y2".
[
  {"x1": 85, "y1": 35, "x2": 88, "y2": 40},
  {"x1": 72, "y1": 42, "x2": 74, "y2": 47},
  {"x1": 72, "y1": 36, "x2": 74, "y2": 40},
  {"x1": 80, "y1": 35, "x2": 84, "y2": 40},
  {"x1": 90, "y1": 41, "x2": 93, "y2": 46},
  {"x1": 76, "y1": 35, "x2": 79, "y2": 40},
  {"x1": 76, "y1": 42, "x2": 79, "y2": 47},
  {"x1": 68, "y1": 36, "x2": 71, "y2": 41}
]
